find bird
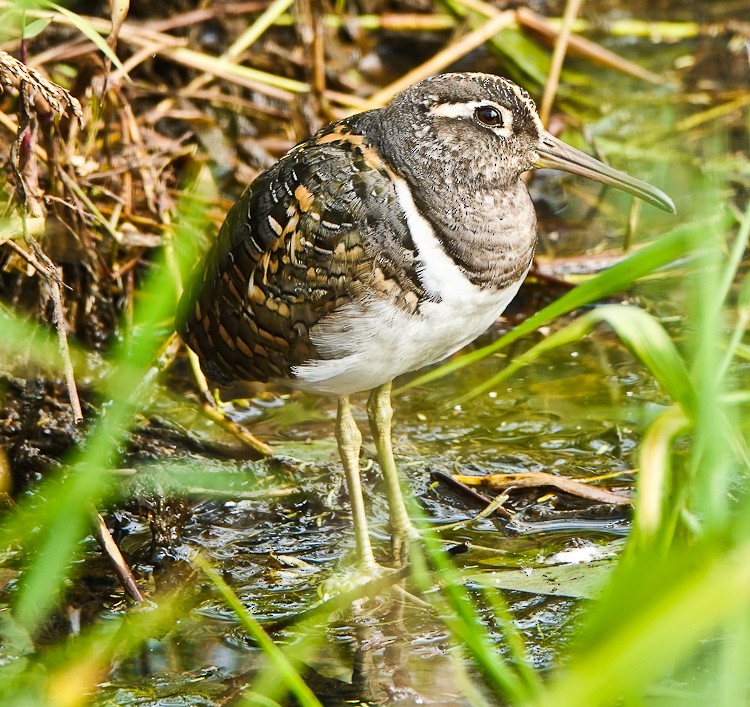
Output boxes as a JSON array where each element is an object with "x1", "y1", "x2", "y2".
[{"x1": 176, "y1": 72, "x2": 674, "y2": 572}]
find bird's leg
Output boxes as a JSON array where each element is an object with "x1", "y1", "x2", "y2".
[
  {"x1": 336, "y1": 395, "x2": 377, "y2": 570},
  {"x1": 366, "y1": 382, "x2": 418, "y2": 561}
]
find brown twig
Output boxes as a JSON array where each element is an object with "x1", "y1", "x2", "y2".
[
  {"x1": 538, "y1": 0, "x2": 583, "y2": 126},
  {"x1": 365, "y1": 11, "x2": 516, "y2": 108},
  {"x1": 92, "y1": 511, "x2": 144, "y2": 603},
  {"x1": 430, "y1": 469, "x2": 512, "y2": 519},
  {"x1": 48, "y1": 266, "x2": 83, "y2": 424},
  {"x1": 6, "y1": 230, "x2": 84, "y2": 425},
  {"x1": 516, "y1": 7, "x2": 665, "y2": 85},
  {"x1": 199, "y1": 402, "x2": 274, "y2": 458},
  {"x1": 453, "y1": 471, "x2": 633, "y2": 506}
]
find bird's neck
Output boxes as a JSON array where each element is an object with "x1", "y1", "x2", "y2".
[{"x1": 409, "y1": 178, "x2": 538, "y2": 290}]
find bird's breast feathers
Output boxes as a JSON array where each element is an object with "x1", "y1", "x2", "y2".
[
  {"x1": 178, "y1": 119, "x2": 534, "y2": 393},
  {"x1": 292, "y1": 157, "x2": 532, "y2": 395}
]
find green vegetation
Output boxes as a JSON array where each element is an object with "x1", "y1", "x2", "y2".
[{"x1": 0, "y1": 0, "x2": 748, "y2": 705}]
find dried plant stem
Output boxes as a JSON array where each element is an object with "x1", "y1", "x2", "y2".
[
  {"x1": 148, "y1": 0, "x2": 295, "y2": 123},
  {"x1": 366, "y1": 11, "x2": 516, "y2": 108},
  {"x1": 199, "y1": 402, "x2": 273, "y2": 457},
  {"x1": 6, "y1": 238, "x2": 84, "y2": 423},
  {"x1": 448, "y1": 0, "x2": 664, "y2": 86},
  {"x1": 93, "y1": 511, "x2": 144, "y2": 603},
  {"x1": 139, "y1": 332, "x2": 183, "y2": 394},
  {"x1": 49, "y1": 268, "x2": 83, "y2": 424},
  {"x1": 539, "y1": 0, "x2": 583, "y2": 126},
  {"x1": 56, "y1": 167, "x2": 121, "y2": 241},
  {"x1": 454, "y1": 470, "x2": 633, "y2": 506},
  {"x1": 516, "y1": 7, "x2": 664, "y2": 85},
  {"x1": 187, "y1": 349, "x2": 212, "y2": 402}
]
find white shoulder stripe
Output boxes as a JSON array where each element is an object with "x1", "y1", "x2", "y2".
[{"x1": 389, "y1": 173, "x2": 481, "y2": 302}]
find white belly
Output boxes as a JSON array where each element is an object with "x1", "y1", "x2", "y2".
[{"x1": 291, "y1": 278, "x2": 525, "y2": 396}]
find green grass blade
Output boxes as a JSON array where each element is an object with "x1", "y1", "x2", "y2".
[
  {"x1": 412, "y1": 533, "x2": 542, "y2": 703},
  {"x1": 197, "y1": 557, "x2": 322, "y2": 707},
  {"x1": 0, "y1": 592, "x2": 189, "y2": 702},
  {"x1": 533, "y1": 542, "x2": 750, "y2": 707},
  {"x1": 404, "y1": 217, "x2": 724, "y2": 392},
  {"x1": 458, "y1": 304, "x2": 694, "y2": 412},
  {"x1": 226, "y1": 0, "x2": 295, "y2": 59},
  {"x1": 5, "y1": 177, "x2": 208, "y2": 632},
  {"x1": 632, "y1": 405, "x2": 691, "y2": 545},
  {"x1": 40, "y1": 1, "x2": 127, "y2": 74}
]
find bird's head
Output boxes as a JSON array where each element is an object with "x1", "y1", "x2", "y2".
[{"x1": 375, "y1": 72, "x2": 675, "y2": 213}]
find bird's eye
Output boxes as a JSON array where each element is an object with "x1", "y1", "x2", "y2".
[{"x1": 475, "y1": 106, "x2": 503, "y2": 127}]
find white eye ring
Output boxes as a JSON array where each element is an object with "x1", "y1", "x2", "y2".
[{"x1": 429, "y1": 101, "x2": 514, "y2": 138}]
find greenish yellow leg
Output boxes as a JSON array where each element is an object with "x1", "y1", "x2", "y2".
[
  {"x1": 366, "y1": 382, "x2": 418, "y2": 558},
  {"x1": 336, "y1": 395, "x2": 377, "y2": 570}
]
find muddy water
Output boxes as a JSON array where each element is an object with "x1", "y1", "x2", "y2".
[
  {"x1": 12, "y1": 0, "x2": 742, "y2": 700},
  {"x1": 93, "y1": 321, "x2": 658, "y2": 705}
]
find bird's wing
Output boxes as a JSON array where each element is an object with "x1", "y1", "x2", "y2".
[{"x1": 176, "y1": 121, "x2": 424, "y2": 385}]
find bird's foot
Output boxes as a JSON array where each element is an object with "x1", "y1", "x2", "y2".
[
  {"x1": 317, "y1": 560, "x2": 405, "y2": 603},
  {"x1": 390, "y1": 521, "x2": 421, "y2": 566}
]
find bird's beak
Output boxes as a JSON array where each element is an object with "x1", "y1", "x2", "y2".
[{"x1": 534, "y1": 131, "x2": 675, "y2": 213}]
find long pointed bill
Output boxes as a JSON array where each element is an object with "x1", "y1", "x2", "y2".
[{"x1": 534, "y1": 131, "x2": 676, "y2": 213}]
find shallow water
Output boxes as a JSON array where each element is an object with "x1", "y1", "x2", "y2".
[
  {"x1": 3, "y1": 0, "x2": 745, "y2": 702},
  {"x1": 89, "y1": 321, "x2": 659, "y2": 705}
]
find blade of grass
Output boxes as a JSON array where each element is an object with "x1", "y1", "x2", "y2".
[
  {"x1": 410, "y1": 531, "x2": 543, "y2": 703},
  {"x1": 161, "y1": 45, "x2": 308, "y2": 95},
  {"x1": 147, "y1": 0, "x2": 296, "y2": 123},
  {"x1": 533, "y1": 541, "x2": 750, "y2": 707},
  {"x1": 455, "y1": 304, "x2": 695, "y2": 411},
  {"x1": 225, "y1": 0, "x2": 295, "y2": 60},
  {"x1": 685, "y1": 179, "x2": 739, "y2": 532},
  {"x1": 404, "y1": 217, "x2": 724, "y2": 393},
  {"x1": 4, "y1": 175, "x2": 208, "y2": 632},
  {"x1": 0, "y1": 590, "x2": 190, "y2": 702},
  {"x1": 196, "y1": 556, "x2": 322, "y2": 707},
  {"x1": 440, "y1": 0, "x2": 549, "y2": 87},
  {"x1": 39, "y1": 0, "x2": 128, "y2": 76},
  {"x1": 632, "y1": 405, "x2": 691, "y2": 544}
]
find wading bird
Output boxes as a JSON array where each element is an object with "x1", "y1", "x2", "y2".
[{"x1": 177, "y1": 73, "x2": 674, "y2": 571}]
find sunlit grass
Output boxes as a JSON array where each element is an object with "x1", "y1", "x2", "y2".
[
  {"x1": 0, "y1": 171, "x2": 209, "y2": 699},
  {"x1": 0, "y1": 0, "x2": 748, "y2": 705}
]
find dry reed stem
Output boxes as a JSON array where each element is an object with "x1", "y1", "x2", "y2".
[
  {"x1": 450, "y1": 0, "x2": 664, "y2": 85},
  {"x1": 50, "y1": 268, "x2": 83, "y2": 424},
  {"x1": 365, "y1": 11, "x2": 516, "y2": 108},
  {"x1": 539, "y1": 0, "x2": 583, "y2": 126},
  {"x1": 6, "y1": 238, "x2": 84, "y2": 423},
  {"x1": 93, "y1": 510, "x2": 145, "y2": 603},
  {"x1": 200, "y1": 403, "x2": 274, "y2": 457},
  {"x1": 453, "y1": 471, "x2": 633, "y2": 506},
  {"x1": 516, "y1": 7, "x2": 665, "y2": 85},
  {"x1": 147, "y1": 0, "x2": 296, "y2": 124}
]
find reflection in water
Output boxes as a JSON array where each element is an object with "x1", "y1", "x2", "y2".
[{"x1": 95, "y1": 320, "x2": 643, "y2": 704}]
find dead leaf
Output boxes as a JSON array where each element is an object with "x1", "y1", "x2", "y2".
[{"x1": 453, "y1": 471, "x2": 632, "y2": 506}]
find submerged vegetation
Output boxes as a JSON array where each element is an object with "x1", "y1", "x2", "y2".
[{"x1": 0, "y1": 0, "x2": 748, "y2": 704}]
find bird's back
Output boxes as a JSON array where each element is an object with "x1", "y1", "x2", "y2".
[{"x1": 176, "y1": 117, "x2": 431, "y2": 389}]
